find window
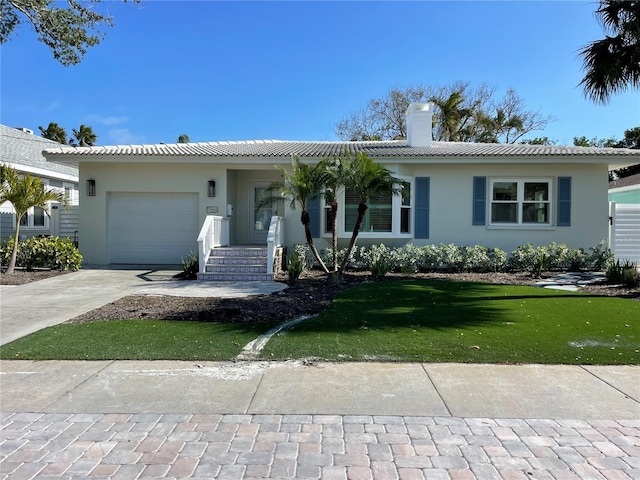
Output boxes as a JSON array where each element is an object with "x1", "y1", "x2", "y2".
[
  {"x1": 16, "y1": 178, "x2": 50, "y2": 229},
  {"x1": 321, "y1": 177, "x2": 413, "y2": 237},
  {"x1": 345, "y1": 189, "x2": 392, "y2": 233},
  {"x1": 18, "y1": 206, "x2": 48, "y2": 228},
  {"x1": 400, "y1": 181, "x2": 411, "y2": 233},
  {"x1": 490, "y1": 179, "x2": 551, "y2": 225}
]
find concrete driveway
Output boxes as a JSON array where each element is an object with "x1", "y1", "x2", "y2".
[{"x1": 0, "y1": 267, "x2": 286, "y2": 345}]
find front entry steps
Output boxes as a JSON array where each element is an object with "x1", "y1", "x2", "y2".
[{"x1": 197, "y1": 247, "x2": 273, "y2": 281}]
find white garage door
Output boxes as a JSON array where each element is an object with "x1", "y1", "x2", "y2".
[{"x1": 109, "y1": 193, "x2": 199, "y2": 264}]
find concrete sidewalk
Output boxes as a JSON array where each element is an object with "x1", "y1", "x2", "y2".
[{"x1": 1, "y1": 360, "x2": 638, "y2": 420}]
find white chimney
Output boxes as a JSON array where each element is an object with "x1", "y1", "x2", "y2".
[{"x1": 405, "y1": 102, "x2": 434, "y2": 147}]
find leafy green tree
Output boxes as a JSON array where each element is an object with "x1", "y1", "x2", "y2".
[
  {"x1": 334, "y1": 83, "x2": 552, "y2": 144},
  {"x1": 340, "y1": 153, "x2": 401, "y2": 272},
  {"x1": 177, "y1": 134, "x2": 191, "y2": 143},
  {"x1": 430, "y1": 90, "x2": 474, "y2": 142},
  {"x1": 38, "y1": 122, "x2": 68, "y2": 144},
  {"x1": 70, "y1": 124, "x2": 97, "y2": 146},
  {"x1": 519, "y1": 137, "x2": 557, "y2": 145},
  {"x1": 618, "y1": 126, "x2": 640, "y2": 149},
  {"x1": 1, "y1": 169, "x2": 67, "y2": 274},
  {"x1": 264, "y1": 156, "x2": 330, "y2": 274},
  {"x1": 573, "y1": 135, "x2": 618, "y2": 148},
  {"x1": 579, "y1": 1, "x2": 640, "y2": 104},
  {"x1": 1, "y1": 164, "x2": 19, "y2": 205},
  {"x1": 1, "y1": 0, "x2": 138, "y2": 66}
]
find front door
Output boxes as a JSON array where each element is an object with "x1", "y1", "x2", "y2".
[{"x1": 249, "y1": 182, "x2": 274, "y2": 244}]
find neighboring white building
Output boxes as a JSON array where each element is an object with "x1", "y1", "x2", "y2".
[
  {"x1": 43, "y1": 104, "x2": 640, "y2": 266},
  {"x1": 1, "y1": 125, "x2": 79, "y2": 243}
]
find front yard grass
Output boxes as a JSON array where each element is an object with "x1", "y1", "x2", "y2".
[
  {"x1": 1, "y1": 280, "x2": 637, "y2": 364},
  {"x1": 262, "y1": 280, "x2": 639, "y2": 364},
  {"x1": 0, "y1": 320, "x2": 277, "y2": 361}
]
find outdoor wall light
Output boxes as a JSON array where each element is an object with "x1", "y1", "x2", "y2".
[
  {"x1": 208, "y1": 180, "x2": 216, "y2": 197},
  {"x1": 86, "y1": 179, "x2": 96, "y2": 196}
]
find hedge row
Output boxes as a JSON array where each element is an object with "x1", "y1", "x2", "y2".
[{"x1": 302, "y1": 240, "x2": 614, "y2": 277}]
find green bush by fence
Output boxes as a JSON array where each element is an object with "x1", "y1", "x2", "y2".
[{"x1": 1, "y1": 236, "x2": 83, "y2": 271}]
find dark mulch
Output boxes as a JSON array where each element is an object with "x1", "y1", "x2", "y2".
[
  {"x1": 65, "y1": 270, "x2": 639, "y2": 325},
  {"x1": 3, "y1": 268, "x2": 637, "y2": 325}
]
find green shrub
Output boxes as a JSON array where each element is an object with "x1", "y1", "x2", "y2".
[
  {"x1": 181, "y1": 251, "x2": 199, "y2": 279},
  {"x1": 606, "y1": 259, "x2": 639, "y2": 287},
  {"x1": 287, "y1": 250, "x2": 305, "y2": 284},
  {"x1": 588, "y1": 240, "x2": 613, "y2": 271},
  {"x1": 1, "y1": 236, "x2": 82, "y2": 271}
]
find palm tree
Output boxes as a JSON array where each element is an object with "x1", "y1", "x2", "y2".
[
  {"x1": 70, "y1": 125, "x2": 97, "y2": 146},
  {"x1": 177, "y1": 134, "x2": 190, "y2": 143},
  {"x1": 1, "y1": 164, "x2": 18, "y2": 205},
  {"x1": 430, "y1": 91, "x2": 473, "y2": 142},
  {"x1": 319, "y1": 155, "x2": 347, "y2": 272},
  {"x1": 340, "y1": 153, "x2": 401, "y2": 272},
  {"x1": 579, "y1": 1, "x2": 640, "y2": 104},
  {"x1": 2, "y1": 170, "x2": 66, "y2": 274},
  {"x1": 263, "y1": 156, "x2": 330, "y2": 274},
  {"x1": 38, "y1": 122, "x2": 68, "y2": 144}
]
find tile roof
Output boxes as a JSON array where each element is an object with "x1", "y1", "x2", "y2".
[
  {"x1": 0, "y1": 124, "x2": 78, "y2": 178},
  {"x1": 609, "y1": 172, "x2": 640, "y2": 189},
  {"x1": 42, "y1": 139, "x2": 640, "y2": 159}
]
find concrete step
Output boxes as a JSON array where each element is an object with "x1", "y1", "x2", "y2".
[
  {"x1": 200, "y1": 246, "x2": 271, "y2": 282},
  {"x1": 197, "y1": 272, "x2": 274, "y2": 281}
]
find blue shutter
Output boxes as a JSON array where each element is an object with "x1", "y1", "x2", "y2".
[
  {"x1": 307, "y1": 196, "x2": 321, "y2": 238},
  {"x1": 473, "y1": 176, "x2": 486, "y2": 225},
  {"x1": 415, "y1": 177, "x2": 430, "y2": 239},
  {"x1": 557, "y1": 177, "x2": 571, "y2": 226}
]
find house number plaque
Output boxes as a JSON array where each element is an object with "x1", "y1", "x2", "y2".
[{"x1": 206, "y1": 206, "x2": 218, "y2": 214}]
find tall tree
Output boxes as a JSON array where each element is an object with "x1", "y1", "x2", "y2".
[
  {"x1": 1, "y1": 169, "x2": 66, "y2": 274},
  {"x1": 38, "y1": 122, "x2": 68, "y2": 144},
  {"x1": 70, "y1": 124, "x2": 97, "y2": 146},
  {"x1": 1, "y1": 0, "x2": 138, "y2": 66},
  {"x1": 319, "y1": 155, "x2": 347, "y2": 272},
  {"x1": 340, "y1": 153, "x2": 401, "y2": 272},
  {"x1": 334, "y1": 83, "x2": 552, "y2": 144},
  {"x1": 573, "y1": 135, "x2": 618, "y2": 147},
  {"x1": 579, "y1": 1, "x2": 640, "y2": 104},
  {"x1": 264, "y1": 156, "x2": 330, "y2": 274},
  {"x1": 177, "y1": 134, "x2": 190, "y2": 143}
]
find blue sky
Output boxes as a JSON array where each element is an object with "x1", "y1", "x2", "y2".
[{"x1": 1, "y1": 1, "x2": 639, "y2": 146}]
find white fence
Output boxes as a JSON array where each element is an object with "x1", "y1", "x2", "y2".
[
  {"x1": 197, "y1": 215, "x2": 229, "y2": 273},
  {"x1": 609, "y1": 202, "x2": 640, "y2": 264}
]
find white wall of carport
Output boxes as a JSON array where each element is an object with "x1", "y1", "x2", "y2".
[
  {"x1": 79, "y1": 162, "x2": 228, "y2": 264},
  {"x1": 396, "y1": 162, "x2": 610, "y2": 252}
]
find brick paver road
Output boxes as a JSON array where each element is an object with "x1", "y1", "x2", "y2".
[{"x1": 1, "y1": 413, "x2": 638, "y2": 479}]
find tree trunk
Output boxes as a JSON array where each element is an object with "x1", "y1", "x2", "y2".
[
  {"x1": 331, "y1": 201, "x2": 338, "y2": 272},
  {"x1": 340, "y1": 202, "x2": 367, "y2": 272},
  {"x1": 5, "y1": 222, "x2": 21, "y2": 274},
  {"x1": 301, "y1": 210, "x2": 329, "y2": 274}
]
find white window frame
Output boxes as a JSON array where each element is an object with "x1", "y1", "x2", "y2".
[
  {"x1": 62, "y1": 182, "x2": 79, "y2": 206},
  {"x1": 17, "y1": 179, "x2": 51, "y2": 230},
  {"x1": 488, "y1": 178, "x2": 553, "y2": 227},
  {"x1": 322, "y1": 175, "x2": 414, "y2": 239}
]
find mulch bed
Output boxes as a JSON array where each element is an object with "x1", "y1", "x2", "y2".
[{"x1": 2, "y1": 269, "x2": 637, "y2": 325}]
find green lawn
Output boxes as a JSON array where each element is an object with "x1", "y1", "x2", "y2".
[
  {"x1": 1, "y1": 280, "x2": 638, "y2": 364},
  {"x1": 0, "y1": 320, "x2": 277, "y2": 361},
  {"x1": 262, "y1": 280, "x2": 639, "y2": 364}
]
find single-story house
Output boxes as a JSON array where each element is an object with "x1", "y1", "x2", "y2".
[
  {"x1": 609, "y1": 171, "x2": 640, "y2": 204},
  {"x1": 1, "y1": 124, "x2": 79, "y2": 243},
  {"x1": 43, "y1": 103, "x2": 640, "y2": 275}
]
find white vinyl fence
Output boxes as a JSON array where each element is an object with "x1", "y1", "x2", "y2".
[{"x1": 609, "y1": 202, "x2": 640, "y2": 265}]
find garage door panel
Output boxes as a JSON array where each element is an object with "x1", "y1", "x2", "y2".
[{"x1": 109, "y1": 193, "x2": 198, "y2": 264}]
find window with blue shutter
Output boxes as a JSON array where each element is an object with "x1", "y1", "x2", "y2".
[
  {"x1": 414, "y1": 177, "x2": 430, "y2": 239},
  {"x1": 307, "y1": 196, "x2": 321, "y2": 238},
  {"x1": 473, "y1": 176, "x2": 486, "y2": 225},
  {"x1": 557, "y1": 177, "x2": 571, "y2": 226}
]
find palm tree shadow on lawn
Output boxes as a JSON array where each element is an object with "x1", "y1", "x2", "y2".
[{"x1": 284, "y1": 279, "x2": 604, "y2": 333}]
